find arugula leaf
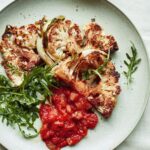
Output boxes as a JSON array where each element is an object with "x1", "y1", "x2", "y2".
[
  {"x1": 82, "y1": 50, "x2": 110, "y2": 80},
  {"x1": 7, "y1": 63, "x2": 22, "y2": 75},
  {"x1": 123, "y1": 42, "x2": 141, "y2": 84},
  {"x1": 0, "y1": 65, "x2": 57, "y2": 138},
  {"x1": 82, "y1": 70, "x2": 91, "y2": 80}
]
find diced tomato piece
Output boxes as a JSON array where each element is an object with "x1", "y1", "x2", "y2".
[
  {"x1": 40, "y1": 124, "x2": 55, "y2": 140},
  {"x1": 46, "y1": 140, "x2": 60, "y2": 150},
  {"x1": 58, "y1": 140, "x2": 68, "y2": 148},
  {"x1": 66, "y1": 105, "x2": 72, "y2": 113},
  {"x1": 84, "y1": 113, "x2": 98, "y2": 129},
  {"x1": 75, "y1": 97, "x2": 92, "y2": 110},
  {"x1": 63, "y1": 120, "x2": 75, "y2": 131},
  {"x1": 67, "y1": 134, "x2": 82, "y2": 145},
  {"x1": 51, "y1": 136, "x2": 62, "y2": 145},
  {"x1": 51, "y1": 120, "x2": 64, "y2": 131},
  {"x1": 77, "y1": 125, "x2": 88, "y2": 137},
  {"x1": 39, "y1": 88, "x2": 98, "y2": 150},
  {"x1": 72, "y1": 111, "x2": 83, "y2": 120},
  {"x1": 39, "y1": 104, "x2": 51, "y2": 121},
  {"x1": 40, "y1": 104, "x2": 58, "y2": 123},
  {"x1": 69, "y1": 92, "x2": 79, "y2": 101}
]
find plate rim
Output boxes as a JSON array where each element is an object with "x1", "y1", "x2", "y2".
[
  {"x1": 106, "y1": 0, "x2": 150, "y2": 148},
  {"x1": 0, "y1": 0, "x2": 150, "y2": 149}
]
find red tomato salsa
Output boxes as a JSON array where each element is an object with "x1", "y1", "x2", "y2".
[{"x1": 39, "y1": 88, "x2": 98, "y2": 150}]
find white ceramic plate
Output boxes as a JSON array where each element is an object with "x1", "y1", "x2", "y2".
[{"x1": 0, "y1": 0, "x2": 150, "y2": 150}]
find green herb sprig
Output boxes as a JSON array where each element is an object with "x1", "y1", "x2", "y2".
[
  {"x1": 0, "y1": 65, "x2": 57, "y2": 138},
  {"x1": 7, "y1": 63, "x2": 22, "y2": 75},
  {"x1": 123, "y1": 43, "x2": 141, "y2": 84}
]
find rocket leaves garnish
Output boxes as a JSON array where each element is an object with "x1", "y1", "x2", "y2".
[
  {"x1": 123, "y1": 43, "x2": 141, "y2": 84},
  {"x1": 0, "y1": 65, "x2": 57, "y2": 138}
]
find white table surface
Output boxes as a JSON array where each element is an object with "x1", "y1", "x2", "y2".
[{"x1": 0, "y1": 0, "x2": 150, "y2": 150}]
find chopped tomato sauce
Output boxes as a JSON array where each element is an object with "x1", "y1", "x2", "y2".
[{"x1": 39, "y1": 88, "x2": 98, "y2": 150}]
